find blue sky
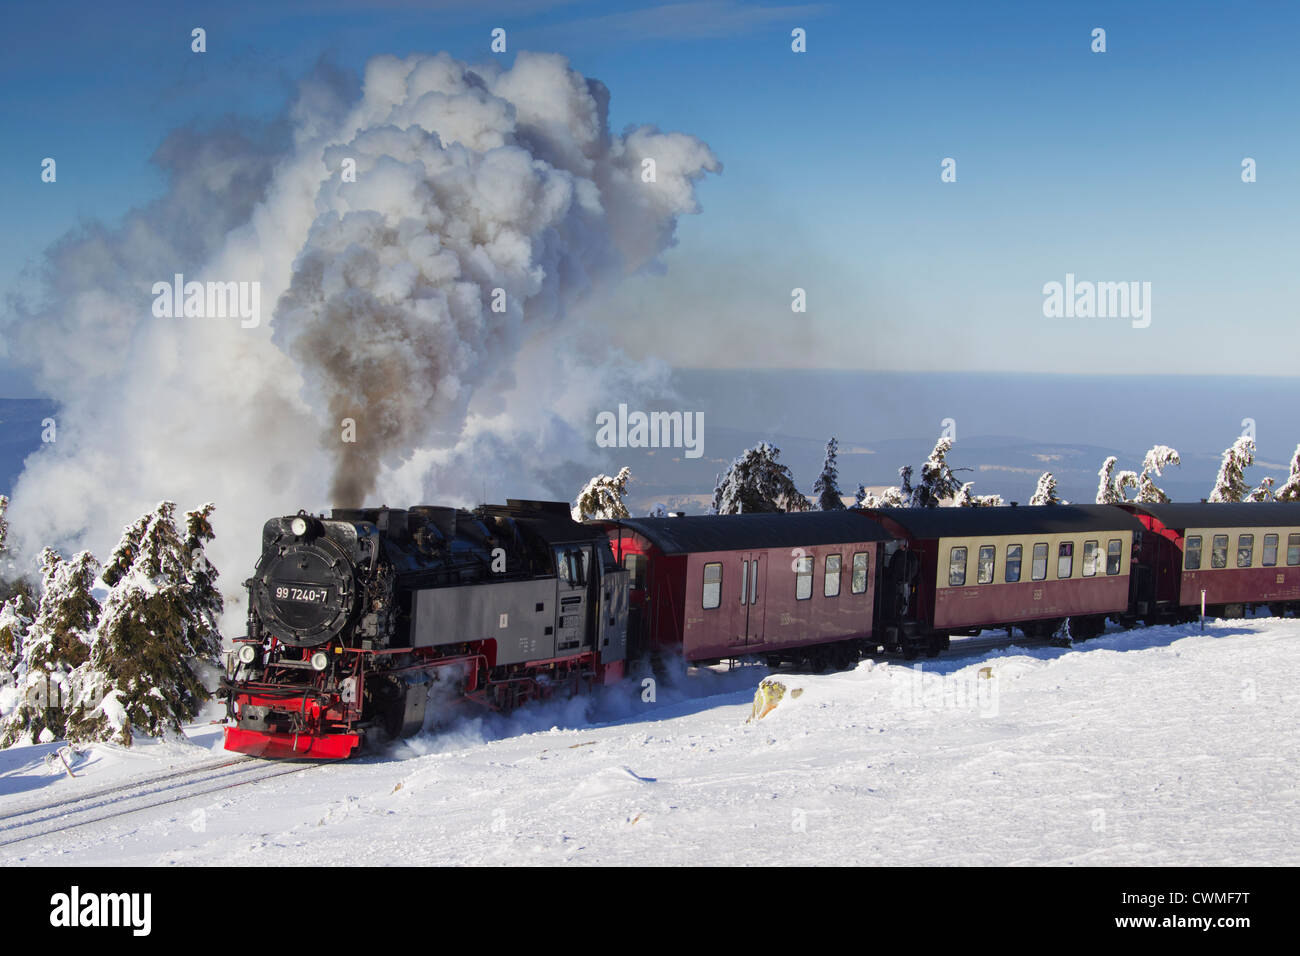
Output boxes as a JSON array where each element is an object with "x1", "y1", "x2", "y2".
[{"x1": 2, "y1": 0, "x2": 1298, "y2": 393}]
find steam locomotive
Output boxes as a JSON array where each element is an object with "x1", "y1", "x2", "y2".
[
  {"x1": 223, "y1": 498, "x2": 1300, "y2": 759},
  {"x1": 221, "y1": 501, "x2": 629, "y2": 758}
]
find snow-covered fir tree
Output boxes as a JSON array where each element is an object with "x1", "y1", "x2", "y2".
[
  {"x1": 1245, "y1": 476, "x2": 1275, "y2": 502},
  {"x1": 181, "y1": 503, "x2": 224, "y2": 667},
  {"x1": 1208, "y1": 437, "x2": 1256, "y2": 502},
  {"x1": 910, "y1": 437, "x2": 964, "y2": 507},
  {"x1": 1275, "y1": 446, "x2": 1300, "y2": 502},
  {"x1": 1095, "y1": 457, "x2": 1121, "y2": 504},
  {"x1": 64, "y1": 502, "x2": 221, "y2": 747},
  {"x1": 0, "y1": 587, "x2": 36, "y2": 688},
  {"x1": 955, "y1": 483, "x2": 1003, "y2": 507},
  {"x1": 711, "y1": 443, "x2": 809, "y2": 514},
  {"x1": 0, "y1": 548, "x2": 99, "y2": 747},
  {"x1": 1113, "y1": 470, "x2": 1140, "y2": 501},
  {"x1": 572, "y1": 467, "x2": 633, "y2": 521},
  {"x1": 646, "y1": 502, "x2": 671, "y2": 518},
  {"x1": 1029, "y1": 472, "x2": 1064, "y2": 506},
  {"x1": 811, "y1": 437, "x2": 846, "y2": 510},
  {"x1": 1135, "y1": 445, "x2": 1180, "y2": 503}
]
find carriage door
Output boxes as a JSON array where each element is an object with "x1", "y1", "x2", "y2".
[
  {"x1": 740, "y1": 552, "x2": 768, "y2": 647},
  {"x1": 554, "y1": 545, "x2": 590, "y2": 655}
]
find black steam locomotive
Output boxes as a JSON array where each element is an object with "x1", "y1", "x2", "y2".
[{"x1": 222, "y1": 501, "x2": 629, "y2": 758}]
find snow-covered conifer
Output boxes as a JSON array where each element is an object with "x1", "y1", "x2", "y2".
[
  {"x1": 65, "y1": 502, "x2": 215, "y2": 746},
  {"x1": 646, "y1": 503, "x2": 671, "y2": 518},
  {"x1": 1095, "y1": 457, "x2": 1120, "y2": 504},
  {"x1": 0, "y1": 586, "x2": 36, "y2": 687},
  {"x1": 1029, "y1": 472, "x2": 1064, "y2": 506},
  {"x1": 1113, "y1": 470, "x2": 1139, "y2": 501},
  {"x1": 0, "y1": 549, "x2": 99, "y2": 747},
  {"x1": 1245, "y1": 476, "x2": 1275, "y2": 502},
  {"x1": 955, "y1": 483, "x2": 1002, "y2": 507},
  {"x1": 812, "y1": 438, "x2": 846, "y2": 510},
  {"x1": 1274, "y1": 446, "x2": 1300, "y2": 502},
  {"x1": 851, "y1": 484, "x2": 868, "y2": 510},
  {"x1": 911, "y1": 437, "x2": 964, "y2": 507},
  {"x1": 711, "y1": 443, "x2": 809, "y2": 515},
  {"x1": 1208, "y1": 437, "x2": 1256, "y2": 503},
  {"x1": 572, "y1": 467, "x2": 633, "y2": 521},
  {"x1": 1135, "y1": 445, "x2": 1180, "y2": 503}
]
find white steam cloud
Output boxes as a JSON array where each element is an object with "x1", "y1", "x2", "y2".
[{"x1": 4, "y1": 51, "x2": 718, "y2": 626}]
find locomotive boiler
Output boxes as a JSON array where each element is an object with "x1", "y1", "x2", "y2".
[{"x1": 221, "y1": 500, "x2": 629, "y2": 758}]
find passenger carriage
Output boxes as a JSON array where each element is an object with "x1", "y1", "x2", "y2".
[
  {"x1": 600, "y1": 512, "x2": 893, "y2": 667},
  {"x1": 864, "y1": 505, "x2": 1148, "y2": 654},
  {"x1": 1121, "y1": 502, "x2": 1300, "y2": 618}
]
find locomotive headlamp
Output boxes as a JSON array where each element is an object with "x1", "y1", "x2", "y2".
[
  {"x1": 310, "y1": 651, "x2": 329, "y2": 671},
  {"x1": 291, "y1": 516, "x2": 309, "y2": 537},
  {"x1": 237, "y1": 643, "x2": 260, "y2": 665}
]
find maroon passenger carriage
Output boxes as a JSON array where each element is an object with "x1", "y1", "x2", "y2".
[
  {"x1": 600, "y1": 512, "x2": 894, "y2": 668},
  {"x1": 862, "y1": 504, "x2": 1148, "y2": 654},
  {"x1": 1120, "y1": 501, "x2": 1300, "y2": 620}
]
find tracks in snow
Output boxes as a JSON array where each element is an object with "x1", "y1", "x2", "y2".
[{"x1": 0, "y1": 754, "x2": 320, "y2": 848}]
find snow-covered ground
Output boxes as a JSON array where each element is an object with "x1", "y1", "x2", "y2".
[{"x1": 3, "y1": 618, "x2": 1298, "y2": 866}]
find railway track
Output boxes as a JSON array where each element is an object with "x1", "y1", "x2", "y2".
[{"x1": 0, "y1": 754, "x2": 320, "y2": 849}]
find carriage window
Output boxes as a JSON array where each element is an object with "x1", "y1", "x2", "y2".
[
  {"x1": 1184, "y1": 536, "x2": 1202, "y2": 570},
  {"x1": 740, "y1": 559, "x2": 748, "y2": 605},
  {"x1": 1082, "y1": 540, "x2": 1099, "y2": 577},
  {"x1": 851, "y1": 552, "x2": 869, "y2": 594},
  {"x1": 1263, "y1": 534, "x2": 1278, "y2": 567},
  {"x1": 1237, "y1": 534, "x2": 1254, "y2": 568},
  {"x1": 702, "y1": 563, "x2": 722, "y2": 609},
  {"x1": 623, "y1": 553, "x2": 647, "y2": 590},
  {"x1": 1107, "y1": 539, "x2": 1123, "y2": 575},
  {"x1": 824, "y1": 554, "x2": 842, "y2": 597},
  {"x1": 751, "y1": 560, "x2": 759, "y2": 603},
  {"x1": 977, "y1": 546, "x2": 995, "y2": 584},
  {"x1": 795, "y1": 556, "x2": 813, "y2": 600},
  {"x1": 1289, "y1": 534, "x2": 1300, "y2": 566},
  {"x1": 1057, "y1": 541, "x2": 1074, "y2": 579},
  {"x1": 948, "y1": 547, "x2": 967, "y2": 587},
  {"x1": 1031, "y1": 543, "x2": 1048, "y2": 581},
  {"x1": 1005, "y1": 544, "x2": 1023, "y2": 583},
  {"x1": 1211, "y1": 535, "x2": 1229, "y2": 569}
]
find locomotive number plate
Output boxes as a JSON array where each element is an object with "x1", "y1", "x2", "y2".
[{"x1": 274, "y1": 583, "x2": 332, "y2": 604}]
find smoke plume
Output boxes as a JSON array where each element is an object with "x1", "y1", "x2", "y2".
[{"x1": 3, "y1": 51, "x2": 718, "y2": 623}]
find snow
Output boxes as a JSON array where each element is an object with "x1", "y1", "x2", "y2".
[{"x1": 3, "y1": 618, "x2": 1298, "y2": 865}]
